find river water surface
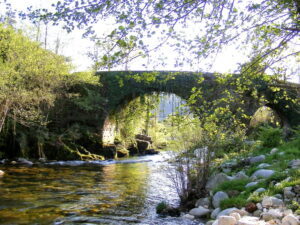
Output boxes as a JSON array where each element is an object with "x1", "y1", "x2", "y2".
[{"x1": 0, "y1": 153, "x2": 203, "y2": 225}]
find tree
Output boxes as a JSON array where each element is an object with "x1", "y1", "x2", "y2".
[
  {"x1": 24, "y1": 0, "x2": 299, "y2": 74},
  {"x1": 0, "y1": 24, "x2": 70, "y2": 133}
]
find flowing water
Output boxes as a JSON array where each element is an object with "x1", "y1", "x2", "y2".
[{"x1": 0, "y1": 153, "x2": 203, "y2": 225}]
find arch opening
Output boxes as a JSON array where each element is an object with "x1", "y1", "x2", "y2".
[{"x1": 102, "y1": 92, "x2": 200, "y2": 155}]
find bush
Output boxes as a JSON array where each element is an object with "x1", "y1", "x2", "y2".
[
  {"x1": 156, "y1": 201, "x2": 168, "y2": 214},
  {"x1": 257, "y1": 126, "x2": 282, "y2": 147}
]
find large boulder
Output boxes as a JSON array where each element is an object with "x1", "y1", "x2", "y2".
[
  {"x1": 135, "y1": 134, "x2": 152, "y2": 143},
  {"x1": 189, "y1": 206, "x2": 211, "y2": 217},
  {"x1": 206, "y1": 173, "x2": 232, "y2": 191},
  {"x1": 136, "y1": 139, "x2": 150, "y2": 154},
  {"x1": 213, "y1": 191, "x2": 229, "y2": 208},
  {"x1": 251, "y1": 169, "x2": 275, "y2": 179}
]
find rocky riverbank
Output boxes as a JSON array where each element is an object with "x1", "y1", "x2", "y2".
[{"x1": 180, "y1": 145, "x2": 300, "y2": 225}]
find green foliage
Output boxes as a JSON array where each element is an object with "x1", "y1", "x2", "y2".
[
  {"x1": 220, "y1": 197, "x2": 248, "y2": 210},
  {"x1": 257, "y1": 126, "x2": 283, "y2": 147},
  {"x1": 156, "y1": 201, "x2": 168, "y2": 214},
  {"x1": 289, "y1": 201, "x2": 300, "y2": 215},
  {"x1": 28, "y1": 0, "x2": 300, "y2": 77},
  {"x1": 214, "y1": 179, "x2": 250, "y2": 193}
]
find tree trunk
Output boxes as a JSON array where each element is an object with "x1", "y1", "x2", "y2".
[{"x1": 0, "y1": 99, "x2": 10, "y2": 133}]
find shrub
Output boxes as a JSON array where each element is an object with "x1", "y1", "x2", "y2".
[
  {"x1": 257, "y1": 126, "x2": 282, "y2": 147},
  {"x1": 156, "y1": 201, "x2": 168, "y2": 214}
]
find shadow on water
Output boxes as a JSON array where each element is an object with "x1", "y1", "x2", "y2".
[{"x1": 0, "y1": 154, "x2": 203, "y2": 225}]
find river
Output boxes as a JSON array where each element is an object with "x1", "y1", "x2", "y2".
[{"x1": 0, "y1": 153, "x2": 203, "y2": 225}]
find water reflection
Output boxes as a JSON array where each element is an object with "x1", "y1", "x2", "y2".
[{"x1": 0, "y1": 155, "x2": 201, "y2": 225}]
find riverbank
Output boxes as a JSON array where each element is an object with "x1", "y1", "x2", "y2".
[{"x1": 180, "y1": 136, "x2": 300, "y2": 225}]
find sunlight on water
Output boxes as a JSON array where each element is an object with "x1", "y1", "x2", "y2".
[{"x1": 0, "y1": 153, "x2": 203, "y2": 225}]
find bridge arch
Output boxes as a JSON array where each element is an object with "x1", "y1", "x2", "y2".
[{"x1": 98, "y1": 71, "x2": 300, "y2": 144}]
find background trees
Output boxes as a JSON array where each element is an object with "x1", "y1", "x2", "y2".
[{"x1": 26, "y1": 0, "x2": 299, "y2": 75}]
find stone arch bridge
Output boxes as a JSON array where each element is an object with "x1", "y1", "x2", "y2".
[{"x1": 98, "y1": 71, "x2": 300, "y2": 144}]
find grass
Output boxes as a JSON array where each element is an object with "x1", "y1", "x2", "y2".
[
  {"x1": 214, "y1": 133, "x2": 300, "y2": 211},
  {"x1": 220, "y1": 196, "x2": 248, "y2": 210},
  {"x1": 213, "y1": 179, "x2": 250, "y2": 193}
]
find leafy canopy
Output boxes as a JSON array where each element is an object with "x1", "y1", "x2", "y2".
[{"x1": 24, "y1": 0, "x2": 300, "y2": 72}]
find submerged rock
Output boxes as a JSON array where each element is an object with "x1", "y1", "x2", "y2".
[{"x1": 17, "y1": 158, "x2": 33, "y2": 166}]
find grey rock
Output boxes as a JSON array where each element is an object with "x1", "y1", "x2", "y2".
[
  {"x1": 189, "y1": 206, "x2": 211, "y2": 217},
  {"x1": 218, "y1": 215, "x2": 237, "y2": 225},
  {"x1": 293, "y1": 185, "x2": 300, "y2": 194},
  {"x1": 229, "y1": 212, "x2": 241, "y2": 221},
  {"x1": 217, "y1": 208, "x2": 238, "y2": 218},
  {"x1": 206, "y1": 173, "x2": 232, "y2": 191},
  {"x1": 289, "y1": 159, "x2": 300, "y2": 169},
  {"x1": 284, "y1": 187, "x2": 296, "y2": 199},
  {"x1": 233, "y1": 171, "x2": 249, "y2": 180},
  {"x1": 256, "y1": 203, "x2": 263, "y2": 210},
  {"x1": 270, "y1": 148, "x2": 278, "y2": 154},
  {"x1": 249, "y1": 155, "x2": 265, "y2": 164},
  {"x1": 254, "y1": 188, "x2": 266, "y2": 193},
  {"x1": 245, "y1": 181, "x2": 258, "y2": 188},
  {"x1": 274, "y1": 194, "x2": 283, "y2": 199},
  {"x1": 213, "y1": 191, "x2": 229, "y2": 208},
  {"x1": 205, "y1": 220, "x2": 215, "y2": 225},
  {"x1": 262, "y1": 196, "x2": 284, "y2": 208},
  {"x1": 279, "y1": 152, "x2": 285, "y2": 156},
  {"x1": 253, "y1": 209, "x2": 262, "y2": 217},
  {"x1": 251, "y1": 169, "x2": 275, "y2": 179},
  {"x1": 211, "y1": 208, "x2": 221, "y2": 219},
  {"x1": 0, "y1": 170, "x2": 4, "y2": 177},
  {"x1": 17, "y1": 158, "x2": 33, "y2": 166},
  {"x1": 182, "y1": 214, "x2": 195, "y2": 220},
  {"x1": 281, "y1": 214, "x2": 300, "y2": 225},
  {"x1": 261, "y1": 209, "x2": 283, "y2": 221},
  {"x1": 237, "y1": 216, "x2": 259, "y2": 225},
  {"x1": 257, "y1": 163, "x2": 271, "y2": 169},
  {"x1": 195, "y1": 197, "x2": 210, "y2": 208}
]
